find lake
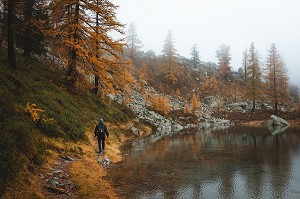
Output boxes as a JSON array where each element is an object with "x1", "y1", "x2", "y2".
[{"x1": 107, "y1": 126, "x2": 300, "y2": 199}]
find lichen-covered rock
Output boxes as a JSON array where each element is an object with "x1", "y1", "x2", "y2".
[{"x1": 266, "y1": 115, "x2": 289, "y2": 135}]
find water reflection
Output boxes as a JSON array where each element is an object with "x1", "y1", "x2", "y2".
[{"x1": 107, "y1": 127, "x2": 300, "y2": 199}]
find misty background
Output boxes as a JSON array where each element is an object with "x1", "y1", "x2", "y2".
[{"x1": 113, "y1": 0, "x2": 300, "y2": 85}]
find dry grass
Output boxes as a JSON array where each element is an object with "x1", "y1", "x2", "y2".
[
  {"x1": 2, "y1": 171, "x2": 44, "y2": 199},
  {"x1": 68, "y1": 128, "x2": 125, "y2": 199},
  {"x1": 238, "y1": 120, "x2": 266, "y2": 127}
]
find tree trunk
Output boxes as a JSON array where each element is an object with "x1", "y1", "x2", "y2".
[
  {"x1": 66, "y1": 3, "x2": 80, "y2": 86},
  {"x1": 94, "y1": 0, "x2": 99, "y2": 94},
  {"x1": 23, "y1": 0, "x2": 34, "y2": 57},
  {"x1": 252, "y1": 99, "x2": 256, "y2": 113},
  {"x1": 7, "y1": 0, "x2": 16, "y2": 69},
  {"x1": 94, "y1": 75, "x2": 99, "y2": 94},
  {"x1": 275, "y1": 101, "x2": 278, "y2": 113}
]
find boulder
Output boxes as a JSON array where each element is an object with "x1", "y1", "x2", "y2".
[
  {"x1": 131, "y1": 127, "x2": 140, "y2": 137},
  {"x1": 267, "y1": 115, "x2": 289, "y2": 127},
  {"x1": 266, "y1": 115, "x2": 289, "y2": 135}
]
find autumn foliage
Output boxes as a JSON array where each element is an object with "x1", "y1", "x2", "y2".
[{"x1": 150, "y1": 95, "x2": 170, "y2": 116}]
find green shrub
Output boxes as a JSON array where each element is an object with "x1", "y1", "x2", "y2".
[{"x1": 37, "y1": 119, "x2": 65, "y2": 138}]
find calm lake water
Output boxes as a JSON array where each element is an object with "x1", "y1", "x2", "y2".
[{"x1": 107, "y1": 126, "x2": 300, "y2": 199}]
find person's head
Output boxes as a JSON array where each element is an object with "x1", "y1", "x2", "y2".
[{"x1": 99, "y1": 118, "x2": 104, "y2": 124}]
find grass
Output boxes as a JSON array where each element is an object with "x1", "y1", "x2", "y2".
[{"x1": 0, "y1": 48, "x2": 136, "y2": 197}]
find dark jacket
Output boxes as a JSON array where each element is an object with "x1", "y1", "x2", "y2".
[{"x1": 94, "y1": 123, "x2": 109, "y2": 139}]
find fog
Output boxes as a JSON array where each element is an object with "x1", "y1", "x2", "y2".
[{"x1": 113, "y1": 0, "x2": 300, "y2": 85}]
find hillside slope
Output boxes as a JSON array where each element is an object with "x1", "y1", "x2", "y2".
[{"x1": 0, "y1": 48, "x2": 137, "y2": 198}]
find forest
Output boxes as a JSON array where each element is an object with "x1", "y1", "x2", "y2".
[{"x1": 0, "y1": 0, "x2": 300, "y2": 198}]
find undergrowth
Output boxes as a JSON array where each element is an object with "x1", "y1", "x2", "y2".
[{"x1": 0, "y1": 48, "x2": 135, "y2": 197}]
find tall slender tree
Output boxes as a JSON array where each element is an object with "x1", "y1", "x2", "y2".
[
  {"x1": 216, "y1": 44, "x2": 231, "y2": 80},
  {"x1": 22, "y1": 0, "x2": 34, "y2": 57},
  {"x1": 245, "y1": 42, "x2": 262, "y2": 113},
  {"x1": 161, "y1": 30, "x2": 179, "y2": 84},
  {"x1": 20, "y1": 0, "x2": 48, "y2": 57},
  {"x1": 126, "y1": 22, "x2": 142, "y2": 60},
  {"x1": 7, "y1": 0, "x2": 16, "y2": 68},
  {"x1": 241, "y1": 48, "x2": 248, "y2": 80},
  {"x1": 47, "y1": 0, "x2": 134, "y2": 90},
  {"x1": 190, "y1": 43, "x2": 200, "y2": 68},
  {"x1": 265, "y1": 43, "x2": 289, "y2": 112}
]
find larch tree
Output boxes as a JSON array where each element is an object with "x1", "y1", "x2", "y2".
[
  {"x1": 161, "y1": 30, "x2": 179, "y2": 84},
  {"x1": 126, "y1": 22, "x2": 142, "y2": 60},
  {"x1": 138, "y1": 63, "x2": 148, "y2": 93},
  {"x1": 7, "y1": 0, "x2": 16, "y2": 68},
  {"x1": 191, "y1": 93, "x2": 201, "y2": 114},
  {"x1": 47, "y1": 0, "x2": 134, "y2": 92},
  {"x1": 20, "y1": 0, "x2": 48, "y2": 57},
  {"x1": 245, "y1": 42, "x2": 262, "y2": 113},
  {"x1": 241, "y1": 48, "x2": 248, "y2": 80},
  {"x1": 264, "y1": 43, "x2": 289, "y2": 112},
  {"x1": 216, "y1": 44, "x2": 231, "y2": 80},
  {"x1": 190, "y1": 43, "x2": 200, "y2": 68}
]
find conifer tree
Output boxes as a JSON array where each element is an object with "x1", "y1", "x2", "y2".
[
  {"x1": 126, "y1": 22, "x2": 142, "y2": 60},
  {"x1": 191, "y1": 93, "x2": 201, "y2": 114},
  {"x1": 190, "y1": 43, "x2": 200, "y2": 68},
  {"x1": 241, "y1": 48, "x2": 248, "y2": 80},
  {"x1": 21, "y1": 0, "x2": 48, "y2": 57},
  {"x1": 47, "y1": 0, "x2": 134, "y2": 91},
  {"x1": 216, "y1": 44, "x2": 231, "y2": 80},
  {"x1": 161, "y1": 30, "x2": 179, "y2": 84},
  {"x1": 245, "y1": 42, "x2": 262, "y2": 113},
  {"x1": 265, "y1": 43, "x2": 289, "y2": 112}
]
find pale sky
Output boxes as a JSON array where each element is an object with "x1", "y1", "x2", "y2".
[{"x1": 113, "y1": 0, "x2": 300, "y2": 85}]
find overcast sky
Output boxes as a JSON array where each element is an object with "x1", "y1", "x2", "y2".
[{"x1": 113, "y1": 0, "x2": 300, "y2": 85}]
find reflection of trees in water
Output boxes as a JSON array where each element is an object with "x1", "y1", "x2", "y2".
[{"x1": 109, "y1": 127, "x2": 300, "y2": 198}]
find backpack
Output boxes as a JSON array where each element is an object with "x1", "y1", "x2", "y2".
[{"x1": 97, "y1": 124, "x2": 105, "y2": 135}]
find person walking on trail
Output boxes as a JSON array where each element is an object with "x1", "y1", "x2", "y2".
[{"x1": 94, "y1": 118, "x2": 109, "y2": 154}]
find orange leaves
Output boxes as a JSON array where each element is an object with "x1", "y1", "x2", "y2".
[
  {"x1": 46, "y1": 0, "x2": 132, "y2": 91},
  {"x1": 24, "y1": 102, "x2": 53, "y2": 124},
  {"x1": 24, "y1": 102, "x2": 44, "y2": 123},
  {"x1": 150, "y1": 95, "x2": 170, "y2": 116},
  {"x1": 191, "y1": 93, "x2": 201, "y2": 114}
]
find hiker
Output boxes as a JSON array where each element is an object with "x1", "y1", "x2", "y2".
[{"x1": 94, "y1": 118, "x2": 109, "y2": 154}]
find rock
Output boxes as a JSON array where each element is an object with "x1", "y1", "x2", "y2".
[
  {"x1": 39, "y1": 173, "x2": 45, "y2": 179},
  {"x1": 227, "y1": 102, "x2": 247, "y2": 112},
  {"x1": 131, "y1": 127, "x2": 140, "y2": 137},
  {"x1": 267, "y1": 115, "x2": 289, "y2": 127},
  {"x1": 267, "y1": 115, "x2": 289, "y2": 135},
  {"x1": 48, "y1": 178, "x2": 65, "y2": 188},
  {"x1": 44, "y1": 186, "x2": 70, "y2": 196},
  {"x1": 60, "y1": 156, "x2": 74, "y2": 162}
]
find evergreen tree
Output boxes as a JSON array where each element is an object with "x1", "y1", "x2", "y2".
[
  {"x1": 245, "y1": 42, "x2": 262, "y2": 113},
  {"x1": 20, "y1": 0, "x2": 48, "y2": 57},
  {"x1": 161, "y1": 30, "x2": 179, "y2": 84},
  {"x1": 241, "y1": 48, "x2": 248, "y2": 80},
  {"x1": 216, "y1": 44, "x2": 231, "y2": 80},
  {"x1": 126, "y1": 22, "x2": 142, "y2": 60},
  {"x1": 190, "y1": 43, "x2": 200, "y2": 68},
  {"x1": 265, "y1": 43, "x2": 289, "y2": 112}
]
